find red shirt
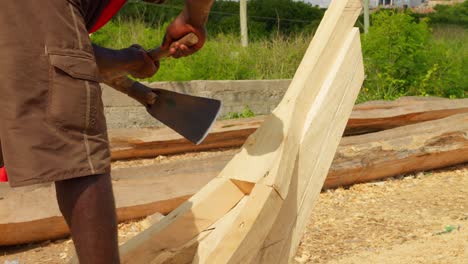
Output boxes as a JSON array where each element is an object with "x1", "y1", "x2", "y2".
[
  {"x1": 89, "y1": 0, "x2": 128, "y2": 33},
  {"x1": 0, "y1": 167, "x2": 7, "y2": 182}
]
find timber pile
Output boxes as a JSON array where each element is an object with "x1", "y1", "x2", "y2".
[
  {"x1": 2, "y1": 113, "x2": 467, "y2": 246},
  {"x1": 0, "y1": 152, "x2": 234, "y2": 246},
  {"x1": 346, "y1": 96, "x2": 468, "y2": 136},
  {"x1": 109, "y1": 97, "x2": 468, "y2": 160},
  {"x1": 326, "y1": 113, "x2": 468, "y2": 188}
]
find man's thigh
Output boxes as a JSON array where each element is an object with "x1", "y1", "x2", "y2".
[{"x1": 0, "y1": 0, "x2": 111, "y2": 187}]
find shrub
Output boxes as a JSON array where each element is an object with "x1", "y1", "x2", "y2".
[
  {"x1": 360, "y1": 11, "x2": 467, "y2": 102},
  {"x1": 360, "y1": 11, "x2": 431, "y2": 101},
  {"x1": 429, "y1": 1, "x2": 468, "y2": 27}
]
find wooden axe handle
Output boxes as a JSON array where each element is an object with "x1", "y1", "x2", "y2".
[
  {"x1": 106, "y1": 33, "x2": 199, "y2": 106},
  {"x1": 105, "y1": 76, "x2": 156, "y2": 106},
  {"x1": 147, "y1": 33, "x2": 199, "y2": 61}
]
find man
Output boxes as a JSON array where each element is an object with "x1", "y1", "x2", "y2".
[{"x1": 0, "y1": 0, "x2": 213, "y2": 263}]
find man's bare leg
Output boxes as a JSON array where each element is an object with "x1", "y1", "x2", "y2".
[{"x1": 55, "y1": 173, "x2": 120, "y2": 264}]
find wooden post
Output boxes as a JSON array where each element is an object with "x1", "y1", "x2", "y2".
[
  {"x1": 364, "y1": 0, "x2": 370, "y2": 34},
  {"x1": 240, "y1": 0, "x2": 248, "y2": 47}
]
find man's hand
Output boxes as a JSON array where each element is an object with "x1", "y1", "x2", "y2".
[
  {"x1": 126, "y1": 44, "x2": 159, "y2": 79},
  {"x1": 93, "y1": 44, "x2": 159, "y2": 82},
  {"x1": 162, "y1": 0, "x2": 214, "y2": 58}
]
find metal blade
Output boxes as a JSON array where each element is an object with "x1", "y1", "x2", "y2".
[{"x1": 146, "y1": 88, "x2": 222, "y2": 144}]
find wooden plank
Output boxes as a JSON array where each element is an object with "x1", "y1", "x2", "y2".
[
  {"x1": 257, "y1": 27, "x2": 364, "y2": 264},
  {"x1": 4, "y1": 113, "x2": 468, "y2": 246},
  {"x1": 263, "y1": 0, "x2": 363, "y2": 197},
  {"x1": 119, "y1": 178, "x2": 245, "y2": 264},
  {"x1": 149, "y1": 197, "x2": 249, "y2": 264},
  {"x1": 326, "y1": 113, "x2": 468, "y2": 188},
  {"x1": 346, "y1": 97, "x2": 468, "y2": 136},
  {"x1": 199, "y1": 184, "x2": 282, "y2": 264},
  {"x1": 192, "y1": 197, "x2": 249, "y2": 263},
  {"x1": 218, "y1": 0, "x2": 363, "y2": 200},
  {"x1": 0, "y1": 152, "x2": 233, "y2": 246},
  {"x1": 109, "y1": 117, "x2": 263, "y2": 160},
  {"x1": 108, "y1": 97, "x2": 468, "y2": 161},
  {"x1": 188, "y1": 10, "x2": 365, "y2": 263}
]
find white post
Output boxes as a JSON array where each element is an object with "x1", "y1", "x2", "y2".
[
  {"x1": 364, "y1": 0, "x2": 370, "y2": 34},
  {"x1": 240, "y1": 0, "x2": 248, "y2": 47}
]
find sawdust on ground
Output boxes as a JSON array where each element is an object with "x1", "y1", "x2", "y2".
[
  {"x1": 294, "y1": 164, "x2": 468, "y2": 264},
  {"x1": 1, "y1": 161, "x2": 467, "y2": 264}
]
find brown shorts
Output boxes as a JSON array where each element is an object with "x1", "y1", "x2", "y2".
[{"x1": 0, "y1": 0, "x2": 111, "y2": 187}]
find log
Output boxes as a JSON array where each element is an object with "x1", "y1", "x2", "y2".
[
  {"x1": 346, "y1": 96, "x2": 468, "y2": 136},
  {"x1": 109, "y1": 97, "x2": 468, "y2": 160},
  {"x1": 326, "y1": 113, "x2": 468, "y2": 188},
  {"x1": 0, "y1": 152, "x2": 234, "y2": 246},
  {"x1": 109, "y1": 117, "x2": 263, "y2": 160},
  {"x1": 2, "y1": 114, "x2": 467, "y2": 246}
]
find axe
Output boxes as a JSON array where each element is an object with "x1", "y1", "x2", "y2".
[{"x1": 105, "y1": 33, "x2": 221, "y2": 145}]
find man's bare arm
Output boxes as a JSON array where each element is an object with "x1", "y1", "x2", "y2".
[
  {"x1": 162, "y1": 0, "x2": 215, "y2": 58},
  {"x1": 92, "y1": 44, "x2": 158, "y2": 82},
  {"x1": 184, "y1": 0, "x2": 215, "y2": 27}
]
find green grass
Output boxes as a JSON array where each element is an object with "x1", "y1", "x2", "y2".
[
  {"x1": 91, "y1": 16, "x2": 467, "y2": 101},
  {"x1": 91, "y1": 18, "x2": 310, "y2": 82},
  {"x1": 225, "y1": 106, "x2": 255, "y2": 119}
]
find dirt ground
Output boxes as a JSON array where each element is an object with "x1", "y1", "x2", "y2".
[{"x1": 1, "y1": 161, "x2": 467, "y2": 264}]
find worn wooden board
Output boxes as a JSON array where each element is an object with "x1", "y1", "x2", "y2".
[
  {"x1": 107, "y1": 97, "x2": 468, "y2": 161},
  {"x1": 177, "y1": 2, "x2": 365, "y2": 262},
  {"x1": 215, "y1": 0, "x2": 362, "y2": 202},
  {"x1": 110, "y1": 117, "x2": 263, "y2": 160},
  {"x1": 118, "y1": 178, "x2": 245, "y2": 264},
  {"x1": 199, "y1": 184, "x2": 283, "y2": 264},
  {"x1": 0, "y1": 153, "x2": 233, "y2": 246},
  {"x1": 256, "y1": 27, "x2": 364, "y2": 264},
  {"x1": 346, "y1": 97, "x2": 468, "y2": 136},
  {"x1": 327, "y1": 113, "x2": 468, "y2": 188},
  {"x1": 4, "y1": 113, "x2": 468, "y2": 246}
]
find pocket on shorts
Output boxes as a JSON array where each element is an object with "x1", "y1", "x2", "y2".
[{"x1": 47, "y1": 48, "x2": 102, "y2": 134}]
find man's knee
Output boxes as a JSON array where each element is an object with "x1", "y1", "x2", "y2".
[{"x1": 55, "y1": 173, "x2": 111, "y2": 215}]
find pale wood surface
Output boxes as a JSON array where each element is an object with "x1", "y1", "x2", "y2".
[
  {"x1": 119, "y1": 178, "x2": 245, "y2": 263},
  {"x1": 147, "y1": 197, "x2": 249, "y2": 264},
  {"x1": 183, "y1": 1, "x2": 365, "y2": 261},
  {"x1": 287, "y1": 28, "x2": 365, "y2": 262},
  {"x1": 217, "y1": 0, "x2": 363, "y2": 200},
  {"x1": 200, "y1": 184, "x2": 283, "y2": 264},
  {"x1": 257, "y1": 27, "x2": 365, "y2": 264}
]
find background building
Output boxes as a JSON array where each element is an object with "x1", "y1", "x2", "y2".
[{"x1": 305, "y1": 0, "x2": 426, "y2": 8}]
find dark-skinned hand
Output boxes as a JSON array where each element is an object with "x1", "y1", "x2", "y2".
[
  {"x1": 162, "y1": 13, "x2": 206, "y2": 58},
  {"x1": 125, "y1": 44, "x2": 159, "y2": 79},
  {"x1": 95, "y1": 44, "x2": 159, "y2": 82}
]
